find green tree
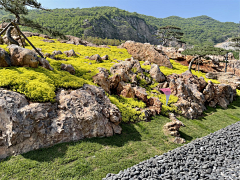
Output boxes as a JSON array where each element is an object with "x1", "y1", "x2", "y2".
[
  {"x1": 230, "y1": 37, "x2": 240, "y2": 60},
  {"x1": 155, "y1": 25, "x2": 184, "y2": 46},
  {"x1": 0, "y1": 0, "x2": 65, "y2": 38}
]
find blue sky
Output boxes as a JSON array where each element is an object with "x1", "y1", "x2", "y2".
[{"x1": 37, "y1": 0, "x2": 240, "y2": 23}]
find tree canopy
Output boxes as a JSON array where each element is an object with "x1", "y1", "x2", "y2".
[
  {"x1": 0, "y1": 0, "x2": 65, "y2": 38},
  {"x1": 182, "y1": 45, "x2": 238, "y2": 59},
  {"x1": 155, "y1": 25, "x2": 184, "y2": 46}
]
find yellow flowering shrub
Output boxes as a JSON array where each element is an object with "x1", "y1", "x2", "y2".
[
  {"x1": 108, "y1": 95, "x2": 145, "y2": 123},
  {"x1": 0, "y1": 36, "x2": 224, "y2": 122},
  {"x1": 141, "y1": 60, "x2": 220, "y2": 84}
]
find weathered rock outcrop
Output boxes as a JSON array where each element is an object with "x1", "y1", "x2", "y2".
[
  {"x1": 63, "y1": 49, "x2": 77, "y2": 57},
  {"x1": 8, "y1": 44, "x2": 39, "y2": 68},
  {"x1": 60, "y1": 63, "x2": 76, "y2": 75},
  {"x1": 38, "y1": 58, "x2": 54, "y2": 71},
  {"x1": 164, "y1": 113, "x2": 185, "y2": 144},
  {"x1": 166, "y1": 70, "x2": 236, "y2": 119},
  {"x1": 123, "y1": 41, "x2": 172, "y2": 68},
  {"x1": 149, "y1": 64, "x2": 166, "y2": 83},
  {"x1": 0, "y1": 84, "x2": 122, "y2": 159},
  {"x1": 0, "y1": 48, "x2": 11, "y2": 67},
  {"x1": 89, "y1": 54, "x2": 102, "y2": 62},
  {"x1": 205, "y1": 72, "x2": 240, "y2": 90},
  {"x1": 156, "y1": 45, "x2": 185, "y2": 60}
]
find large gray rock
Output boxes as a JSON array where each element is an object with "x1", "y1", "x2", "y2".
[
  {"x1": 60, "y1": 63, "x2": 75, "y2": 75},
  {"x1": 123, "y1": 41, "x2": 172, "y2": 68},
  {"x1": 167, "y1": 71, "x2": 236, "y2": 119},
  {"x1": 38, "y1": 58, "x2": 54, "y2": 70},
  {"x1": 149, "y1": 64, "x2": 166, "y2": 83},
  {"x1": 8, "y1": 45, "x2": 38, "y2": 68},
  {"x1": 0, "y1": 48, "x2": 11, "y2": 67},
  {"x1": 63, "y1": 49, "x2": 76, "y2": 57},
  {"x1": 0, "y1": 84, "x2": 122, "y2": 159}
]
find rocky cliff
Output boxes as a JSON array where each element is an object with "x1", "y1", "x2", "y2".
[{"x1": 83, "y1": 16, "x2": 159, "y2": 44}]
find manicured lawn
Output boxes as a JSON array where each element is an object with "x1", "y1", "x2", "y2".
[{"x1": 0, "y1": 96, "x2": 239, "y2": 180}]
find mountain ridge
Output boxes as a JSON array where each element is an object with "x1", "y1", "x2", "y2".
[{"x1": 0, "y1": 6, "x2": 238, "y2": 46}]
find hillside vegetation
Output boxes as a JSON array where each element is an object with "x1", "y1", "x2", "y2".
[
  {"x1": 1, "y1": 35, "x2": 240, "y2": 179},
  {"x1": 0, "y1": 36, "x2": 222, "y2": 123},
  {"x1": 0, "y1": 7, "x2": 238, "y2": 46}
]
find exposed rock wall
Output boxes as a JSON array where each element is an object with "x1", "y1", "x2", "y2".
[
  {"x1": 84, "y1": 16, "x2": 159, "y2": 45},
  {"x1": 0, "y1": 84, "x2": 122, "y2": 159},
  {"x1": 123, "y1": 41, "x2": 172, "y2": 68},
  {"x1": 167, "y1": 71, "x2": 236, "y2": 119}
]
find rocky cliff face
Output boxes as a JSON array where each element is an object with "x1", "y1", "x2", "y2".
[{"x1": 83, "y1": 16, "x2": 159, "y2": 44}]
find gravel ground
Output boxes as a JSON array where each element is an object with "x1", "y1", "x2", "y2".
[{"x1": 103, "y1": 121, "x2": 240, "y2": 180}]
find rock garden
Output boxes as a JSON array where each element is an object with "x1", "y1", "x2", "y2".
[{"x1": 0, "y1": 31, "x2": 240, "y2": 179}]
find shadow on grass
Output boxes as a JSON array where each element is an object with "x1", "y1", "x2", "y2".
[
  {"x1": 196, "y1": 96, "x2": 240, "y2": 121},
  {"x1": 179, "y1": 131, "x2": 193, "y2": 141},
  {"x1": 21, "y1": 123, "x2": 141, "y2": 162}
]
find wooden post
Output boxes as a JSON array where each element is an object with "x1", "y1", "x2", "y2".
[
  {"x1": 188, "y1": 56, "x2": 200, "y2": 73},
  {"x1": 11, "y1": 22, "x2": 44, "y2": 58},
  {"x1": 0, "y1": 22, "x2": 12, "y2": 36}
]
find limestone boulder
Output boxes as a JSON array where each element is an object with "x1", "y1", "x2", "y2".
[
  {"x1": 123, "y1": 41, "x2": 172, "y2": 68},
  {"x1": 120, "y1": 84, "x2": 135, "y2": 98},
  {"x1": 113, "y1": 69, "x2": 130, "y2": 82},
  {"x1": 101, "y1": 55, "x2": 109, "y2": 60},
  {"x1": 8, "y1": 44, "x2": 38, "y2": 68},
  {"x1": 89, "y1": 54, "x2": 102, "y2": 62},
  {"x1": 63, "y1": 49, "x2": 77, "y2": 57},
  {"x1": 42, "y1": 39, "x2": 55, "y2": 43},
  {"x1": 38, "y1": 58, "x2": 54, "y2": 71},
  {"x1": 164, "y1": 114, "x2": 184, "y2": 137},
  {"x1": 0, "y1": 48, "x2": 11, "y2": 67},
  {"x1": 92, "y1": 70, "x2": 111, "y2": 94},
  {"x1": 109, "y1": 74, "x2": 121, "y2": 94},
  {"x1": 0, "y1": 85, "x2": 122, "y2": 159},
  {"x1": 52, "y1": 50, "x2": 63, "y2": 56},
  {"x1": 110, "y1": 60, "x2": 132, "y2": 74},
  {"x1": 133, "y1": 86, "x2": 148, "y2": 103},
  {"x1": 149, "y1": 64, "x2": 166, "y2": 83},
  {"x1": 143, "y1": 60, "x2": 151, "y2": 66},
  {"x1": 167, "y1": 70, "x2": 236, "y2": 119},
  {"x1": 148, "y1": 97, "x2": 162, "y2": 114},
  {"x1": 60, "y1": 63, "x2": 76, "y2": 75}
]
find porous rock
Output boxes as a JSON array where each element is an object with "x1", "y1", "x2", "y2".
[
  {"x1": 38, "y1": 58, "x2": 54, "y2": 71},
  {"x1": 63, "y1": 49, "x2": 77, "y2": 57},
  {"x1": 8, "y1": 44, "x2": 38, "y2": 68},
  {"x1": 0, "y1": 84, "x2": 122, "y2": 159},
  {"x1": 89, "y1": 54, "x2": 102, "y2": 62},
  {"x1": 149, "y1": 64, "x2": 166, "y2": 83},
  {"x1": 120, "y1": 84, "x2": 135, "y2": 98},
  {"x1": 167, "y1": 70, "x2": 235, "y2": 119},
  {"x1": 60, "y1": 63, "x2": 75, "y2": 75},
  {"x1": 0, "y1": 48, "x2": 11, "y2": 67},
  {"x1": 133, "y1": 86, "x2": 148, "y2": 103},
  {"x1": 101, "y1": 55, "x2": 109, "y2": 60},
  {"x1": 92, "y1": 70, "x2": 111, "y2": 94},
  {"x1": 123, "y1": 41, "x2": 172, "y2": 68}
]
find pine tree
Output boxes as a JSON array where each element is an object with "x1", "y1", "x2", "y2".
[
  {"x1": 0, "y1": 0, "x2": 65, "y2": 38},
  {"x1": 155, "y1": 25, "x2": 184, "y2": 47}
]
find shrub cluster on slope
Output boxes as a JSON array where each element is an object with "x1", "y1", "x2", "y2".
[{"x1": 0, "y1": 36, "x2": 224, "y2": 122}]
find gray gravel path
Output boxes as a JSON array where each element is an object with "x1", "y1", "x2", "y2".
[{"x1": 103, "y1": 121, "x2": 240, "y2": 180}]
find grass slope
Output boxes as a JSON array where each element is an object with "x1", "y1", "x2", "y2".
[
  {"x1": 1, "y1": 37, "x2": 240, "y2": 179},
  {"x1": 0, "y1": 97, "x2": 240, "y2": 180}
]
